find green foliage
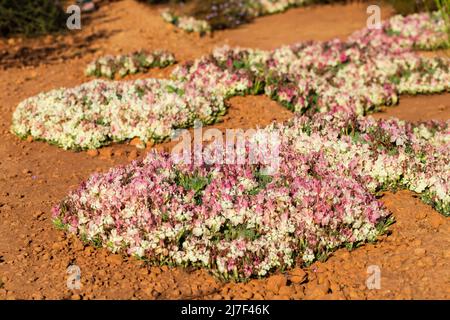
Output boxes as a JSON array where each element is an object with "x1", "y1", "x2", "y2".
[
  {"x1": 221, "y1": 224, "x2": 259, "y2": 241},
  {"x1": 176, "y1": 172, "x2": 210, "y2": 193},
  {"x1": 52, "y1": 217, "x2": 67, "y2": 231},
  {"x1": 375, "y1": 215, "x2": 395, "y2": 235},
  {"x1": 435, "y1": 0, "x2": 450, "y2": 44},
  {"x1": 175, "y1": 171, "x2": 211, "y2": 204},
  {"x1": 211, "y1": 222, "x2": 261, "y2": 243},
  {"x1": 0, "y1": 0, "x2": 67, "y2": 37},
  {"x1": 421, "y1": 192, "x2": 450, "y2": 216},
  {"x1": 166, "y1": 84, "x2": 185, "y2": 96}
]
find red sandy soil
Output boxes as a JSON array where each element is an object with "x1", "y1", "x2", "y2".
[{"x1": 0, "y1": 0, "x2": 449, "y2": 300}]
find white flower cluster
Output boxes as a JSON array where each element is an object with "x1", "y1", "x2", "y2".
[
  {"x1": 162, "y1": 10, "x2": 212, "y2": 34},
  {"x1": 11, "y1": 79, "x2": 226, "y2": 150},
  {"x1": 52, "y1": 111, "x2": 449, "y2": 280},
  {"x1": 85, "y1": 50, "x2": 176, "y2": 79}
]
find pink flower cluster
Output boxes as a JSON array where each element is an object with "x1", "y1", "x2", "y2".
[
  {"x1": 271, "y1": 112, "x2": 450, "y2": 216},
  {"x1": 354, "y1": 12, "x2": 450, "y2": 50},
  {"x1": 209, "y1": 38, "x2": 448, "y2": 115},
  {"x1": 11, "y1": 11, "x2": 449, "y2": 279},
  {"x1": 52, "y1": 111, "x2": 449, "y2": 280}
]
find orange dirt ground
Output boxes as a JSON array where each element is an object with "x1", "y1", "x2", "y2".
[{"x1": 0, "y1": 0, "x2": 449, "y2": 300}]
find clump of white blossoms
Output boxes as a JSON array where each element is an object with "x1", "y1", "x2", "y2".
[{"x1": 85, "y1": 50, "x2": 176, "y2": 79}]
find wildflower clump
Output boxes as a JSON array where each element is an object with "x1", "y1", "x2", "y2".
[{"x1": 85, "y1": 50, "x2": 176, "y2": 79}]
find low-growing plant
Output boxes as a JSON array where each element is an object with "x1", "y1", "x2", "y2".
[
  {"x1": 52, "y1": 217, "x2": 67, "y2": 231},
  {"x1": 375, "y1": 215, "x2": 396, "y2": 236},
  {"x1": 51, "y1": 111, "x2": 449, "y2": 280},
  {"x1": 175, "y1": 171, "x2": 211, "y2": 204}
]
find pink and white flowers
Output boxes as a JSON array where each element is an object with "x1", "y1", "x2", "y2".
[
  {"x1": 12, "y1": 12, "x2": 449, "y2": 150},
  {"x1": 52, "y1": 111, "x2": 449, "y2": 280},
  {"x1": 161, "y1": 0, "x2": 312, "y2": 33},
  {"x1": 349, "y1": 11, "x2": 448, "y2": 51},
  {"x1": 36, "y1": 11, "x2": 450, "y2": 279},
  {"x1": 387, "y1": 11, "x2": 449, "y2": 50},
  {"x1": 85, "y1": 50, "x2": 176, "y2": 79}
]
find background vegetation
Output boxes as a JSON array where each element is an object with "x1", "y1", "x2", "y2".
[
  {"x1": 1, "y1": 0, "x2": 448, "y2": 37},
  {"x1": 0, "y1": 0, "x2": 67, "y2": 38},
  {"x1": 139, "y1": 0, "x2": 448, "y2": 30}
]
